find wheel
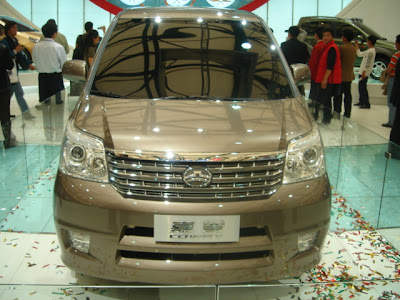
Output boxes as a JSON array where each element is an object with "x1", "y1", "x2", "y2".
[
  {"x1": 370, "y1": 56, "x2": 389, "y2": 80},
  {"x1": 22, "y1": 48, "x2": 32, "y2": 62}
]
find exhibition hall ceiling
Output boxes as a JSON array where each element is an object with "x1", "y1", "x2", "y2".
[{"x1": 90, "y1": 0, "x2": 269, "y2": 14}]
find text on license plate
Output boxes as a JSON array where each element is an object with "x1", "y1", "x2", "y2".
[{"x1": 154, "y1": 215, "x2": 240, "y2": 243}]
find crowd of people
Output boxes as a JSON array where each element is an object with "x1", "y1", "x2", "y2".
[
  {"x1": 281, "y1": 25, "x2": 379, "y2": 124},
  {"x1": 281, "y1": 25, "x2": 400, "y2": 157},
  {"x1": 0, "y1": 19, "x2": 103, "y2": 149}
]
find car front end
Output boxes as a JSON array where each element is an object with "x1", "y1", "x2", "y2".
[{"x1": 55, "y1": 8, "x2": 331, "y2": 284}]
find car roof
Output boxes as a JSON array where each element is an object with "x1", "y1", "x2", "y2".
[
  {"x1": 299, "y1": 16, "x2": 347, "y2": 22},
  {"x1": 119, "y1": 7, "x2": 259, "y2": 22},
  {"x1": 299, "y1": 16, "x2": 364, "y2": 24}
]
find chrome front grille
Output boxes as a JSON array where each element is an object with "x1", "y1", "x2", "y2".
[{"x1": 107, "y1": 152, "x2": 285, "y2": 202}]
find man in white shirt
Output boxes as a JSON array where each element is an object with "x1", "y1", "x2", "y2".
[
  {"x1": 33, "y1": 22, "x2": 67, "y2": 104},
  {"x1": 354, "y1": 35, "x2": 377, "y2": 109},
  {"x1": 39, "y1": 19, "x2": 70, "y2": 55}
]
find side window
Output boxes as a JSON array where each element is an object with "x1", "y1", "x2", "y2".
[
  {"x1": 334, "y1": 23, "x2": 346, "y2": 38},
  {"x1": 319, "y1": 21, "x2": 332, "y2": 29},
  {"x1": 301, "y1": 21, "x2": 320, "y2": 36},
  {"x1": 1, "y1": 18, "x2": 33, "y2": 32},
  {"x1": 316, "y1": 20, "x2": 332, "y2": 33},
  {"x1": 334, "y1": 23, "x2": 358, "y2": 39},
  {"x1": 17, "y1": 23, "x2": 31, "y2": 32}
]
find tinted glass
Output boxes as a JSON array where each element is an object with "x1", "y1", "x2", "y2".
[
  {"x1": 301, "y1": 21, "x2": 320, "y2": 36},
  {"x1": 93, "y1": 18, "x2": 293, "y2": 100},
  {"x1": 0, "y1": 17, "x2": 37, "y2": 32},
  {"x1": 334, "y1": 23, "x2": 359, "y2": 39},
  {"x1": 16, "y1": 22, "x2": 37, "y2": 32},
  {"x1": 301, "y1": 20, "x2": 336, "y2": 37}
]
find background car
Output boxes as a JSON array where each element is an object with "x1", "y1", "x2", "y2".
[
  {"x1": 299, "y1": 16, "x2": 397, "y2": 80},
  {"x1": 0, "y1": 15, "x2": 41, "y2": 61}
]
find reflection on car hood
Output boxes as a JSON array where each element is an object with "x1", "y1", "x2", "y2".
[
  {"x1": 74, "y1": 96, "x2": 313, "y2": 154},
  {"x1": 24, "y1": 32, "x2": 41, "y2": 37},
  {"x1": 18, "y1": 32, "x2": 41, "y2": 40}
]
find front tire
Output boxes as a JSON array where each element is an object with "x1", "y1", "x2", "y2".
[
  {"x1": 22, "y1": 48, "x2": 32, "y2": 62},
  {"x1": 370, "y1": 57, "x2": 389, "y2": 80}
]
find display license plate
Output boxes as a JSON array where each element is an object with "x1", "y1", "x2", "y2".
[{"x1": 154, "y1": 215, "x2": 240, "y2": 243}]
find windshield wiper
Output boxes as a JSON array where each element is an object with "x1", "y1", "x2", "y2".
[
  {"x1": 157, "y1": 96, "x2": 261, "y2": 101},
  {"x1": 157, "y1": 96, "x2": 213, "y2": 100},
  {"x1": 91, "y1": 90, "x2": 127, "y2": 99}
]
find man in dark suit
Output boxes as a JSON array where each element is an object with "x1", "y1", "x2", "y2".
[
  {"x1": 1, "y1": 21, "x2": 35, "y2": 120},
  {"x1": 0, "y1": 43, "x2": 16, "y2": 148},
  {"x1": 281, "y1": 26, "x2": 310, "y2": 95}
]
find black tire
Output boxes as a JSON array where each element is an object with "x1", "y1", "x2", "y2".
[
  {"x1": 22, "y1": 48, "x2": 32, "y2": 62},
  {"x1": 370, "y1": 56, "x2": 389, "y2": 80}
]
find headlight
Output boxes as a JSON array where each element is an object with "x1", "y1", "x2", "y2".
[
  {"x1": 29, "y1": 37, "x2": 39, "y2": 43},
  {"x1": 283, "y1": 127, "x2": 325, "y2": 184},
  {"x1": 59, "y1": 119, "x2": 108, "y2": 182}
]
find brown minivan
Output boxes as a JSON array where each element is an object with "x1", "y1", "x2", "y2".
[{"x1": 55, "y1": 7, "x2": 331, "y2": 284}]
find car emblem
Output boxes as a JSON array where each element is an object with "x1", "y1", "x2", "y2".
[
  {"x1": 171, "y1": 221, "x2": 194, "y2": 233},
  {"x1": 202, "y1": 220, "x2": 225, "y2": 232},
  {"x1": 182, "y1": 166, "x2": 213, "y2": 188}
]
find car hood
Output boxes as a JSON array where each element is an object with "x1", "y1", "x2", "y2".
[
  {"x1": 73, "y1": 96, "x2": 313, "y2": 155},
  {"x1": 18, "y1": 32, "x2": 41, "y2": 38}
]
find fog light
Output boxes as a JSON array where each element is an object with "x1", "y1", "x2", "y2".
[
  {"x1": 298, "y1": 231, "x2": 318, "y2": 253},
  {"x1": 67, "y1": 231, "x2": 90, "y2": 253}
]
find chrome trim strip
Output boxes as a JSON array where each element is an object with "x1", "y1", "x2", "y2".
[
  {"x1": 107, "y1": 150, "x2": 286, "y2": 162},
  {"x1": 109, "y1": 171, "x2": 283, "y2": 184}
]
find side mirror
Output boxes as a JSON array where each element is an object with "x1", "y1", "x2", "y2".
[
  {"x1": 62, "y1": 60, "x2": 87, "y2": 83},
  {"x1": 291, "y1": 63, "x2": 311, "y2": 86}
]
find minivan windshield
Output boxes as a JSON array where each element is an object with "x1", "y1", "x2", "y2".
[{"x1": 93, "y1": 18, "x2": 293, "y2": 100}]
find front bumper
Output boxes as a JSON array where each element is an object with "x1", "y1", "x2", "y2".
[{"x1": 54, "y1": 173, "x2": 331, "y2": 284}]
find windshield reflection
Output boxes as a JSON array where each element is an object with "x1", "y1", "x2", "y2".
[{"x1": 93, "y1": 18, "x2": 292, "y2": 100}]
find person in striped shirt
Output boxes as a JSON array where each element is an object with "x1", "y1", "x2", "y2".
[{"x1": 382, "y1": 35, "x2": 400, "y2": 128}]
